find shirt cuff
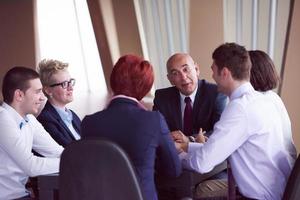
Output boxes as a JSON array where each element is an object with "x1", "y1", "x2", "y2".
[
  {"x1": 188, "y1": 142, "x2": 203, "y2": 153},
  {"x1": 179, "y1": 142, "x2": 203, "y2": 161}
]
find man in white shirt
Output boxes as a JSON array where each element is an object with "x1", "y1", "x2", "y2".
[
  {"x1": 0, "y1": 66, "x2": 64, "y2": 200},
  {"x1": 174, "y1": 43, "x2": 296, "y2": 200}
]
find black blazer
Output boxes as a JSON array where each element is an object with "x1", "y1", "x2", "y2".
[
  {"x1": 37, "y1": 101, "x2": 81, "y2": 147},
  {"x1": 81, "y1": 98, "x2": 181, "y2": 200},
  {"x1": 153, "y1": 79, "x2": 227, "y2": 136}
]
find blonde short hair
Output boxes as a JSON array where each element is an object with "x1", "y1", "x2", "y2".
[{"x1": 37, "y1": 59, "x2": 69, "y2": 86}]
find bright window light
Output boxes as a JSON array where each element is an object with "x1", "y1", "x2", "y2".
[{"x1": 37, "y1": 0, "x2": 108, "y2": 117}]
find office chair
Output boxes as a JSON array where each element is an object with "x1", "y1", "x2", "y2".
[
  {"x1": 282, "y1": 154, "x2": 300, "y2": 200},
  {"x1": 59, "y1": 138, "x2": 144, "y2": 200}
]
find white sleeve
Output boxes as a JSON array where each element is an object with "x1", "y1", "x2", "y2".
[
  {"x1": 0, "y1": 114, "x2": 61, "y2": 177},
  {"x1": 181, "y1": 102, "x2": 250, "y2": 173},
  {"x1": 30, "y1": 115, "x2": 64, "y2": 157}
]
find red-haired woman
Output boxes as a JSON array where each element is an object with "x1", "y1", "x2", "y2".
[{"x1": 81, "y1": 55, "x2": 182, "y2": 200}]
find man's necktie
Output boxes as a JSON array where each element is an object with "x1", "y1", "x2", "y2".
[{"x1": 183, "y1": 96, "x2": 193, "y2": 136}]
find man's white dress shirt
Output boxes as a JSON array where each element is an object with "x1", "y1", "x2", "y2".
[
  {"x1": 0, "y1": 103, "x2": 63, "y2": 200},
  {"x1": 180, "y1": 83, "x2": 296, "y2": 200},
  {"x1": 263, "y1": 90, "x2": 297, "y2": 159}
]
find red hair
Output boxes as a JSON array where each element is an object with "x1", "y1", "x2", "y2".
[{"x1": 110, "y1": 55, "x2": 154, "y2": 100}]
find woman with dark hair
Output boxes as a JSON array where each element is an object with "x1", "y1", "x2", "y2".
[
  {"x1": 249, "y1": 50, "x2": 297, "y2": 159},
  {"x1": 249, "y1": 50, "x2": 280, "y2": 91},
  {"x1": 81, "y1": 54, "x2": 181, "y2": 200}
]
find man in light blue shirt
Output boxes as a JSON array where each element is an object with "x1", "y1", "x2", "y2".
[
  {"x1": 0, "y1": 67, "x2": 63, "y2": 200},
  {"x1": 174, "y1": 43, "x2": 296, "y2": 199}
]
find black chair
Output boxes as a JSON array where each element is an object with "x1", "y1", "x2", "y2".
[
  {"x1": 59, "y1": 138, "x2": 143, "y2": 200},
  {"x1": 282, "y1": 154, "x2": 300, "y2": 200}
]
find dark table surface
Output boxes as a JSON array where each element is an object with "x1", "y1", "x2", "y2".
[{"x1": 37, "y1": 162, "x2": 227, "y2": 200}]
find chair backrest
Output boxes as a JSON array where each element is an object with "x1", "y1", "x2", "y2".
[
  {"x1": 59, "y1": 138, "x2": 143, "y2": 200},
  {"x1": 282, "y1": 154, "x2": 300, "y2": 200}
]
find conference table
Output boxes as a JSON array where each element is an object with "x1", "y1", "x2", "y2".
[{"x1": 37, "y1": 162, "x2": 227, "y2": 200}]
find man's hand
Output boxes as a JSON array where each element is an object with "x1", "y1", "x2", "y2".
[
  {"x1": 174, "y1": 141, "x2": 189, "y2": 153},
  {"x1": 174, "y1": 142, "x2": 184, "y2": 153},
  {"x1": 170, "y1": 130, "x2": 189, "y2": 153},
  {"x1": 170, "y1": 130, "x2": 188, "y2": 143},
  {"x1": 195, "y1": 128, "x2": 208, "y2": 143}
]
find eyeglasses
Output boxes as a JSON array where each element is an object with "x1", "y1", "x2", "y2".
[
  {"x1": 168, "y1": 65, "x2": 193, "y2": 78},
  {"x1": 50, "y1": 78, "x2": 76, "y2": 89}
]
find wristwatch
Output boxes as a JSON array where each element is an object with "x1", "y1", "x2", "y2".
[{"x1": 188, "y1": 136, "x2": 196, "y2": 142}]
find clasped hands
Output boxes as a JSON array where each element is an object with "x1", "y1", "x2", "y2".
[{"x1": 170, "y1": 128, "x2": 207, "y2": 153}]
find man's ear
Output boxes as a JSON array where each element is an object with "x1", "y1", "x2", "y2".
[
  {"x1": 195, "y1": 63, "x2": 200, "y2": 78},
  {"x1": 14, "y1": 89, "x2": 24, "y2": 102},
  {"x1": 167, "y1": 74, "x2": 175, "y2": 86},
  {"x1": 222, "y1": 67, "x2": 235, "y2": 82},
  {"x1": 221, "y1": 67, "x2": 230, "y2": 78}
]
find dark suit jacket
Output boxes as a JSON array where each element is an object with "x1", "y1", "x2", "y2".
[
  {"x1": 37, "y1": 101, "x2": 81, "y2": 147},
  {"x1": 81, "y1": 97, "x2": 182, "y2": 200},
  {"x1": 153, "y1": 79, "x2": 227, "y2": 136}
]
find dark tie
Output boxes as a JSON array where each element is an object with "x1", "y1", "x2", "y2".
[
  {"x1": 19, "y1": 122, "x2": 24, "y2": 129},
  {"x1": 183, "y1": 96, "x2": 193, "y2": 136},
  {"x1": 19, "y1": 119, "x2": 28, "y2": 130}
]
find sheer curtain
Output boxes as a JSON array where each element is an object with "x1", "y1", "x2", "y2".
[
  {"x1": 223, "y1": 0, "x2": 291, "y2": 87},
  {"x1": 136, "y1": 0, "x2": 290, "y2": 90},
  {"x1": 136, "y1": 0, "x2": 189, "y2": 89},
  {"x1": 36, "y1": 0, "x2": 108, "y2": 118}
]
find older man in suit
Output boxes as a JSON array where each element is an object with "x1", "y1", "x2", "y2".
[
  {"x1": 153, "y1": 53, "x2": 227, "y2": 139},
  {"x1": 153, "y1": 53, "x2": 227, "y2": 199}
]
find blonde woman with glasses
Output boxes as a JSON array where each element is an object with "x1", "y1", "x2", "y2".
[{"x1": 37, "y1": 59, "x2": 81, "y2": 147}]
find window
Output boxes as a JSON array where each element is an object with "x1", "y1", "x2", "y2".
[{"x1": 37, "y1": 0, "x2": 108, "y2": 117}]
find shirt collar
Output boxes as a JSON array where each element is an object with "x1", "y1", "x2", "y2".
[
  {"x1": 108, "y1": 94, "x2": 147, "y2": 110},
  {"x1": 53, "y1": 105, "x2": 73, "y2": 122},
  {"x1": 229, "y1": 82, "x2": 254, "y2": 101},
  {"x1": 179, "y1": 84, "x2": 198, "y2": 104},
  {"x1": 2, "y1": 102, "x2": 29, "y2": 129}
]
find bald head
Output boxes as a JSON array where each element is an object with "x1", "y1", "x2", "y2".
[
  {"x1": 166, "y1": 53, "x2": 195, "y2": 73},
  {"x1": 166, "y1": 53, "x2": 199, "y2": 96}
]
